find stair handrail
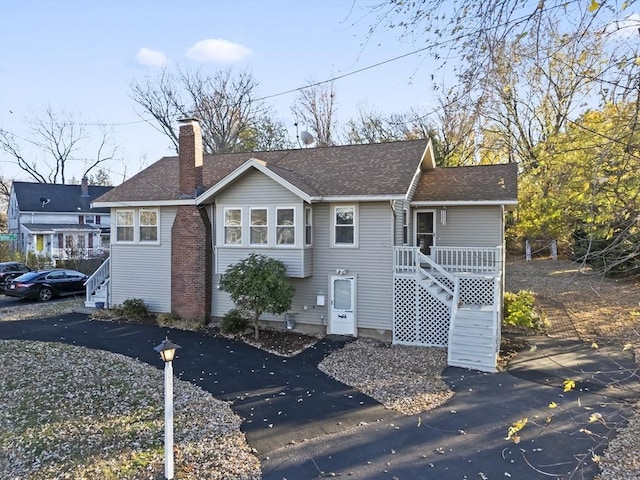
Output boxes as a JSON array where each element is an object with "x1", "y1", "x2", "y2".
[
  {"x1": 417, "y1": 250, "x2": 456, "y2": 296},
  {"x1": 84, "y1": 256, "x2": 110, "y2": 303},
  {"x1": 448, "y1": 277, "x2": 461, "y2": 340}
]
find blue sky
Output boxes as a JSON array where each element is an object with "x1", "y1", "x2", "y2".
[{"x1": 0, "y1": 0, "x2": 438, "y2": 184}]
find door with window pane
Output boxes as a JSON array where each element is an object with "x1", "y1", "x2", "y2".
[
  {"x1": 415, "y1": 211, "x2": 435, "y2": 255},
  {"x1": 329, "y1": 275, "x2": 356, "y2": 336}
]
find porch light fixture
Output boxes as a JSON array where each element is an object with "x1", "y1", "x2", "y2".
[
  {"x1": 154, "y1": 337, "x2": 181, "y2": 480},
  {"x1": 316, "y1": 291, "x2": 326, "y2": 306},
  {"x1": 440, "y1": 207, "x2": 447, "y2": 226}
]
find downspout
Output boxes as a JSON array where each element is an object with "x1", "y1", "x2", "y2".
[{"x1": 390, "y1": 200, "x2": 397, "y2": 246}]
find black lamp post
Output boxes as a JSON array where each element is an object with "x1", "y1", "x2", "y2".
[{"x1": 154, "y1": 337, "x2": 181, "y2": 480}]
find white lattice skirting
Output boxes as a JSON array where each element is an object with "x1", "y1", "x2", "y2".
[{"x1": 393, "y1": 276, "x2": 451, "y2": 347}]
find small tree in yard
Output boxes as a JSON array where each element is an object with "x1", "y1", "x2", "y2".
[{"x1": 219, "y1": 254, "x2": 295, "y2": 340}]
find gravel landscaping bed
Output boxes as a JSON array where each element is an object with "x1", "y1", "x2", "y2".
[
  {"x1": 0, "y1": 340, "x2": 260, "y2": 480},
  {"x1": 318, "y1": 339, "x2": 453, "y2": 415},
  {"x1": 0, "y1": 297, "x2": 83, "y2": 321}
]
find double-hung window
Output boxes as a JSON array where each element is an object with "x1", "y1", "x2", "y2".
[
  {"x1": 250, "y1": 208, "x2": 268, "y2": 245},
  {"x1": 224, "y1": 208, "x2": 242, "y2": 245},
  {"x1": 334, "y1": 205, "x2": 356, "y2": 246},
  {"x1": 276, "y1": 207, "x2": 295, "y2": 245},
  {"x1": 304, "y1": 207, "x2": 312, "y2": 246},
  {"x1": 116, "y1": 210, "x2": 134, "y2": 242},
  {"x1": 402, "y1": 208, "x2": 409, "y2": 245},
  {"x1": 139, "y1": 209, "x2": 158, "y2": 242}
]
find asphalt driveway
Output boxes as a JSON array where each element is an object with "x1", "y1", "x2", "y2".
[
  {"x1": 1, "y1": 313, "x2": 639, "y2": 479},
  {"x1": 0, "y1": 313, "x2": 395, "y2": 456}
]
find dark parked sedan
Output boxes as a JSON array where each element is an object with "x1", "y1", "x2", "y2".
[
  {"x1": 0, "y1": 261, "x2": 32, "y2": 292},
  {"x1": 5, "y1": 269, "x2": 87, "y2": 301}
]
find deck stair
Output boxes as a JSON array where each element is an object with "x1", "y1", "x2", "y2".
[
  {"x1": 448, "y1": 305, "x2": 499, "y2": 373},
  {"x1": 386, "y1": 246, "x2": 506, "y2": 371},
  {"x1": 418, "y1": 276, "x2": 453, "y2": 306},
  {"x1": 84, "y1": 256, "x2": 110, "y2": 307}
]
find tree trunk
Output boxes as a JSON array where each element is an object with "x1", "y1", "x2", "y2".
[{"x1": 253, "y1": 311, "x2": 260, "y2": 340}]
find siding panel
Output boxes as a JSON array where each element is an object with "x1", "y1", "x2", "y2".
[
  {"x1": 279, "y1": 202, "x2": 394, "y2": 331},
  {"x1": 212, "y1": 202, "x2": 396, "y2": 332},
  {"x1": 217, "y1": 169, "x2": 301, "y2": 204},
  {"x1": 216, "y1": 247, "x2": 303, "y2": 277},
  {"x1": 436, "y1": 206, "x2": 502, "y2": 247},
  {"x1": 110, "y1": 207, "x2": 175, "y2": 312}
]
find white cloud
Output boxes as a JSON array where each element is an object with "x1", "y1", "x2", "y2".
[
  {"x1": 185, "y1": 39, "x2": 252, "y2": 63},
  {"x1": 135, "y1": 47, "x2": 168, "y2": 67},
  {"x1": 605, "y1": 13, "x2": 640, "y2": 39}
]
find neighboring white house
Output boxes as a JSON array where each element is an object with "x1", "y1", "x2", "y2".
[
  {"x1": 91, "y1": 119, "x2": 518, "y2": 372},
  {"x1": 7, "y1": 178, "x2": 112, "y2": 263}
]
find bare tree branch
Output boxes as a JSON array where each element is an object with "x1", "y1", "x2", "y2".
[{"x1": 292, "y1": 81, "x2": 338, "y2": 147}]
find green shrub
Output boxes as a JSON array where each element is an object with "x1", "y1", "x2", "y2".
[
  {"x1": 121, "y1": 298, "x2": 149, "y2": 319},
  {"x1": 504, "y1": 290, "x2": 546, "y2": 331},
  {"x1": 220, "y1": 253, "x2": 295, "y2": 340},
  {"x1": 220, "y1": 309, "x2": 250, "y2": 335}
]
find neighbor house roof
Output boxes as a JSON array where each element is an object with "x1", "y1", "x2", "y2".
[
  {"x1": 20, "y1": 223, "x2": 102, "y2": 233},
  {"x1": 12, "y1": 182, "x2": 113, "y2": 213},
  {"x1": 412, "y1": 163, "x2": 518, "y2": 205},
  {"x1": 94, "y1": 140, "x2": 431, "y2": 205}
]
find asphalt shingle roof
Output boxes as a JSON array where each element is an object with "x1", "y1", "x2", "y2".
[
  {"x1": 21, "y1": 223, "x2": 101, "y2": 233},
  {"x1": 413, "y1": 163, "x2": 518, "y2": 202},
  {"x1": 13, "y1": 182, "x2": 112, "y2": 213},
  {"x1": 95, "y1": 140, "x2": 430, "y2": 203},
  {"x1": 94, "y1": 140, "x2": 518, "y2": 205}
]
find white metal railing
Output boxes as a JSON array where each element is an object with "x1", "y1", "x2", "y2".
[
  {"x1": 85, "y1": 256, "x2": 110, "y2": 305},
  {"x1": 431, "y1": 246, "x2": 502, "y2": 274}
]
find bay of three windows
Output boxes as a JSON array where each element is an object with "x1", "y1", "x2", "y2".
[
  {"x1": 224, "y1": 205, "x2": 356, "y2": 247},
  {"x1": 225, "y1": 206, "x2": 310, "y2": 247}
]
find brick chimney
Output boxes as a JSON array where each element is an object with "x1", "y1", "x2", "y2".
[
  {"x1": 178, "y1": 118, "x2": 203, "y2": 197},
  {"x1": 171, "y1": 117, "x2": 212, "y2": 323},
  {"x1": 81, "y1": 177, "x2": 89, "y2": 197}
]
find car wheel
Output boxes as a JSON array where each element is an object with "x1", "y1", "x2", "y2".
[{"x1": 39, "y1": 287, "x2": 53, "y2": 302}]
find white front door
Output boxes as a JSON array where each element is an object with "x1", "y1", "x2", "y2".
[{"x1": 329, "y1": 275, "x2": 356, "y2": 336}]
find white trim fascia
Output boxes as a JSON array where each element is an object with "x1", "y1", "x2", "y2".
[
  {"x1": 312, "y1": 195, "x2": 405, "y2": 203},
  {"x1": 196, "y1": 158, "x2": 312, "y2": 205},
  {"x1": 405, "y1": 163, "x2": 423, "y2": 203},
  {"x1": 419, "y1": 138, "x2": 436, "y2": 170},
  {"x1": 410, "y1": 200, "x2": 518, "y2": 207},
  {"x1": 92, "y1": 199, "x2": 195, "y2": 208},
  {"x1": 19, "y1": 210, "x2": 107, "y2": 216}
]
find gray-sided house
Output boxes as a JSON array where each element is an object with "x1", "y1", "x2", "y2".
[
  {"x1": 8, "y1": 178, "x2": 112, "y2": 264},
  {"x1": 91, "y1": 119, "x2": 517, "y2": 372}
]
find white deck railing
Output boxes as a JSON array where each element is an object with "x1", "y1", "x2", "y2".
[
  {"x1": 393, "y1": 246, "x2": 502, "y2": 275},
  {"x1": 431, "y1": 246, "x2": 502, "y2": 274}
]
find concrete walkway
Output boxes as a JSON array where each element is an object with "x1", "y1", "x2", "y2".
[{"x1": 1, "y1": 312, "x2": 638, "y2": 479}]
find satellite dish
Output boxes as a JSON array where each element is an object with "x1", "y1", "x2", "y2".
[
  {"x1": 40, "y1": 197, "x2": 50, "y2": 207},
  {"x1": 300, "y1": 131, "x2": 315, "y2": 146}
]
